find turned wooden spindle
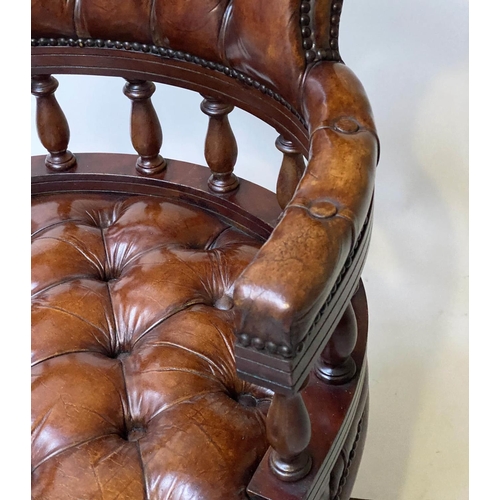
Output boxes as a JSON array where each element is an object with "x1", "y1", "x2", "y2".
[
  {"x1": 267, "y1": 383, "x2": 312, "y2": 482},
  {"x1": 31, "y1": 75, "x2": 76, "y2": 171},
  {"x1": 123, "y1": 80, "x2": 166, "y2": 175},
  {"x1": 315, "y1": 301, "x2": 358, "y2": 385},
  {"x1": 200, "y1": 96, "x2": 239, "y2": 193},
  {"x1": 275, "y1": 135, "x2": 306, "y2": 210}
]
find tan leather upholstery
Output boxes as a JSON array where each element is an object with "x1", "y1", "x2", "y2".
[
  {"x1": 32, "y1": 193, "x2": 272, "y2": 499},
  {"x1": 31, "y1": 0, "x2": 305, "y2": 107}
]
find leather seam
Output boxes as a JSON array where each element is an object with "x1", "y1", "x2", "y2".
[
  {"x1": 149, "y1": 0, "x2": 163, "y2": 48},
  {"x1": 206, "y1": 225, "x2": 233, "y2": 250},
  {"x1": 31, "y1": 274, "x2": 98, "y2": 299},
  {"x1": 99, "y1": 223, "x2": 121, "y2": 352},
  {"x1": 134, "y1": 440, "x2": 150, "y2": 499},
  {"x1": 31, "y1": 348, "x2": 108, "y2": 368},
  {"x1": 131, "y1": 301, "x2": 208, "y2": 349},
  {"x1": 99, "y1": 223, "x2": 133, "y2": 466},
  {"x1": 31, "y1": 218, "x2": 90, "y2": 239},
  {"x1": 218, "y1": 0, "x2": 233, "y2": 66},
  {"x1": 309, "y1": 125, "x2": 381, "y2": 166},
  {"x1": 73, "y1": 0, "x2": 90, "y2": 39},
  {"x1": 31, "y1": 433, "x2": 122, "y2": 473}
]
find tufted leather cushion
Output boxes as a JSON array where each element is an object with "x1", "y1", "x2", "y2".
[
  {"x1": 31, "y1": 192, "x2": 272, "y2": 499},
  {"x1": 31, "y1": 0, "x2": 305, "y2": 108}
]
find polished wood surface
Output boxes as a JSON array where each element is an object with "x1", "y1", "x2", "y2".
[
  {"x1": 267, "y1": 387, "x2": 312, "y2": 482},
  {"x1": 123, "y1": 79, "x2": 166, "y2": 174},
  {"x1": 31, "y1": 153, "x2": 282, "y2": 240},
  {"x1": 31, "y1": 74, "x2": 76, "y2": 171},
  {"x1": 201, "y1": 96, "x2": 240, "y2": 193},
  {"x1": 275, "y1": 135, "x2": 306, "y2": 210},
  {"x1": 315, "y1": 302, "x2": 358, "y2": 385},
  {"x1": 31, "y1": 44, "x2": 309, "y2": 155}
]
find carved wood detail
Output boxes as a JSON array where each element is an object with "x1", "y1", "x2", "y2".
[
  {"x1": 201, "y1": 96, "x2": 239, "y2": 193},
  {"x1": 31, "y1": 37, "x2": 305, "y2": 126},
  {"x1": 330, "y1": 411, "x2": 365, "y2": 499},
  {"x1": 123, "y1": 79, "x2": 166, "y2": 175},
  {"x1": 31, "y1": 74, "x2": 76, "y2": 171}
]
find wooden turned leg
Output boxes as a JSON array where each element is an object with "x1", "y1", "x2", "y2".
[
  {"x1": 267, "y1": 385, "x2": 312, "y2": 482},
  {"x1": 123, "y1": 80, "x2": 166, "y2": 175},
  {"x1": 315, "y1": 301, "x2": 358, "y2": 385},
  {"x1": 201, "y1": 96, "x2": 239, "y2": 193},
  {"x1": 31, "y1": 75, "x2": 76, "y2": 171},
  {"x1": 275, "y1": 135, "x2": 306, "y2": 210}
]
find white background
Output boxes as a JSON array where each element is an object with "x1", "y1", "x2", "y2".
[{"x1": 27, "y1": 1, "x2": 470, "y2": 499}]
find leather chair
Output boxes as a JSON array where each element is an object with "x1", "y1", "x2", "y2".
[{"x1": 31, "y1": 1, "x2": 379, "y2": 498}]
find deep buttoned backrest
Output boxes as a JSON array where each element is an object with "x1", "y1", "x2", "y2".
[{"x1": 31, "y1": 0, "x2": 344, "y2": 106}]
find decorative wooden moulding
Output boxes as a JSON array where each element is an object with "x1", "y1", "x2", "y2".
[
  {"x1": 31, "y1": 37, "x2": 306, "y2": 127},
  {"x1": 31, "y1": 74, "x2": 76, "y2": 171}
]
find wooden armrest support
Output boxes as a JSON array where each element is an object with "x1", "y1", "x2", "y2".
[{"x1": 233, "y1": 63, "x2": 378, "y2": 394}]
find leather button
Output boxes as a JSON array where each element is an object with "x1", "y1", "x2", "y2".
[
  {"x1": 214, "y1": 295, "x2": 233, "y2": 310},
  {"x1": 238, "y1": 394, "x2": 257, "y2": 407},
  {"x1": 127, "y1": 425, "x2": 146, "y2": 442},
  {"x1": 333, "y1": 117, "x2": 360, "y2": 134},
  {"x1": 103, "y1": 267, "x2": 121, "y2": 281},
  {"x1": 308, "y1": 200, "x2": 338, "y2": 219}
]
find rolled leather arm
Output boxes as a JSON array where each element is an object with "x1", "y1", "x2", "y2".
[{"x1": 233, "y1": 62, "x2": 379, "y2": 355}]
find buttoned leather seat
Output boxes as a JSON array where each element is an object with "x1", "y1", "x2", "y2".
[
  {"x1": 32, "y1": 193, "x2": 272, "y2": 498},
  {"x1": 32, "y1": 1, "x2": 379, "y2": 498}
]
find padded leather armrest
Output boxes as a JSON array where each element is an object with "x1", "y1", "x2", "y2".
[{"x1": 233, "y1": 62, "x2": 378, "y2": 358}]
